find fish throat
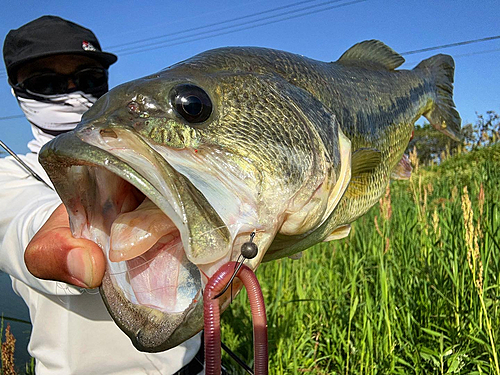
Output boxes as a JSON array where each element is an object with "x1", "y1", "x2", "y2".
[{"x1": 66, "y1": 165, "x2": 203, "y2": 314}]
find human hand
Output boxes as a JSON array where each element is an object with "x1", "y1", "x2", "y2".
[{"x1": 25, "y1": 204, "x2": 106, "y2": 288}]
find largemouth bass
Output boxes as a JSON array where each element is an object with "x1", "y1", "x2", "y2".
[{"x1": 39, "y1": 40, "x2": 461, "y2": 352}]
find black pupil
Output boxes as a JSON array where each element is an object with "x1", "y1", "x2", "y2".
[
  {"x1": 182, "y1": 95, "x2": 203, "y2": 116},
  {"x1": 171, "y1": 84, "x2": 212, "y2": 124}
]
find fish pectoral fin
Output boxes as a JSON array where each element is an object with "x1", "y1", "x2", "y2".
[
  {"x1": 343, "y1": 148, "x2": 381, "y2": 199},
  {"x1": 323, "y1": 224, "x2": 351, "y2": 242},
  {"x1": 351, "y1": 148, "x2": 381, "y2": 176},
  {"x1": 336, "y1": 40, "x2": 405, "y2": 70},
  {"x1": 391, "y1": 154, "x2": 412, "y2": 180}
]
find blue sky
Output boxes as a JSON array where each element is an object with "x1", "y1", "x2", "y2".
[{"x1": 1, "y1": 0, "x2": 499, "y2": 154}]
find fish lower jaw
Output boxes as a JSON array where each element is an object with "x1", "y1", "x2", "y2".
[{"x1": 58, "y1": 161, "x2": 255, "y2": 350}]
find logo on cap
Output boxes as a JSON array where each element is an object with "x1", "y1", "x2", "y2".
[{"x1": 82, "y1": 41, "x2": 97, "y2": 52}]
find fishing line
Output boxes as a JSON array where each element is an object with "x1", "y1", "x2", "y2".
[
  {"x1": 204, "y1": 261, "x2": 267, "y2": 373},
  {"x1": 213, "y1": 232, "x2": 258, "y2": 300},
  {"x1": 221, "y1": 341, "x2": 254, "y2": 375},
  {"x1": 119, "y1": 284, "x2": 184, "y2": 297},
  {"x1": 195, "y1": 223, "x2": 240, "y2": 238},
  {"x1": 54, "y1": 282, "x2": 84, "y2": 306},
  {"x1": 0, "y1": 140, "x2": 54, "y2": 190},
  {"x1": 206, "y1": 232, "x2": 261, "y2": 374},
  {"x1": 82, "y1": 288, "x2": 100, "y2": 295}
]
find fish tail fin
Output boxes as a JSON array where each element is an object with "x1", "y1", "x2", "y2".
[{"x1": 415, "y1": 54, "x2": 462, "y2": 141}]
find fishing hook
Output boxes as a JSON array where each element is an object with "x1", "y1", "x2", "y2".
[{"x1": 213, "y1": 231, "x2": 258, "y2": 300}]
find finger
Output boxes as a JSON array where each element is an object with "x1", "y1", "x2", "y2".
[{"x1": 25, "y1": 204, "x2": 106, "y2": 288}]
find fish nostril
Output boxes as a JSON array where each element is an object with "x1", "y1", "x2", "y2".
[
  {"x1": 100, "y1": 128, "x2": 118, "y2": 139},
  {"x1": 127, "y1": 101, "x2": 140, "y2": 114}
]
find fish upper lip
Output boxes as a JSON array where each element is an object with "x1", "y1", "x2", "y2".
[
  {"x1": 88, "y1": 126, "x2": 239, "y2": 260},
  {"x1": 40, "y1": 126, "x2": 238, "y2": 274}
]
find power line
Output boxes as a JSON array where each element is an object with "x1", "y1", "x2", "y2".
[
  {"x1": 119, "y1": 29, "x2": 500, "y2": 59},
  {"x1": 120, "y1": 0, "x2": 366, "y2": 56},
  {"x1": 107, "y1": 0, "x2": 323, "y2": 50},
  {"x1": 0, "y1": 0, "x2": 360, "y2": 77},
  {"x1": 404, "y1": 46, "x2": 500, "y2": 66},
  {"x1": 1, "y1": 32, "x2": 500, "y2": 78},
  {"x1": 401, "y1": 35, "x2": 500, "y2": 56},
  {"x1": 454, "y1": 47, "x2": 500, "y2": 58},
  {"x1": 0, "y1": 9, "x2": 498, "y2": 76},
  {"x1": 112, "y1": 0, "x2": 353, "y2": 54},
  {"x1": 1, "y1": 35, "x2": 500, "y2": 121}
]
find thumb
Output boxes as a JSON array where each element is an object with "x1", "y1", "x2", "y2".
[{"x1": 25, "y1": 204, "x2": 106, "y2": 288}]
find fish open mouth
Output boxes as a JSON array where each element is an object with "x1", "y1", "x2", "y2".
[
  {"x1": 115, "y1": 199, "x2": 200, "y2": 314},
  {"x1": 40, "y1": 130, "x2": 247, "y2": 351},
  {"x1": 66, "y1": 166, "x2": 203, "y2": 315},
  {"x1": 57, "y1": 162, "x2": 207, "y2": 350}
]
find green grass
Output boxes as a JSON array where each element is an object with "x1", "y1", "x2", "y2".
[
  {"x1": 221, "y1": 143, "x2": 500, "y2": 374},
  {"x1": 2, "y1": 144, "x2": 499, "y2": 374}
]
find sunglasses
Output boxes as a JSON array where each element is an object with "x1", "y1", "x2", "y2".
[{"x1": 15, "y1": 67, "x2": 108, "y2": 96}]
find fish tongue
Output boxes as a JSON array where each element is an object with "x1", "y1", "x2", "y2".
[
  {"x1": 126, "y1": 238, "x2": 184, "y2": 312},
  {"x1": 109, "y1": 197, "x2": 178, "y2": 262}
]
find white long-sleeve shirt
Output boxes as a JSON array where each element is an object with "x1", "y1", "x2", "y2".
[{"x1": 0, "y1": 152, "x2": 200, "y2": 374}]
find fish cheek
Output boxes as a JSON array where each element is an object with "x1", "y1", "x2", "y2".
[
  {"x1": 135, "y1": 117, "x2": 199, "y2": 149},
  {"x1": 215, "y1": 74, "x2": 349, "y2": 236},
  {"x1": 197, "y1": 76, "x2": 328, "y2": 236},
  {"x1": 211, "y1": 75, "x2": 314, "y2": 185}
]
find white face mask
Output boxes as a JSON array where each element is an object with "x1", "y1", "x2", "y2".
[{"x1": 15, "y1": 90, "x2": 98, "y2": 132}]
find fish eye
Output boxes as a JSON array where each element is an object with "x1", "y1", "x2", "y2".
[{"x1": 170, "y1": 84, "x2": 212, "y2": 124}]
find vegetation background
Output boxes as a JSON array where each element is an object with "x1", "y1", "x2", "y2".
[
  {"x1": 1, "y1": 112, "x2": 499, "y2": 374},
  {"x1": 220, "y1": 112, "x2": 500, "y2": 374}
]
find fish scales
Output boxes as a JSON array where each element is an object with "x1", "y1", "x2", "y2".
[{"x1": 183, "y1": 45, "x2": 433, "y2": 173}]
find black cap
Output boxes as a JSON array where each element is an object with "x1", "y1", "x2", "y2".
[{"x1": 3, "y1": 15, "x2": 117, "y2": 83}]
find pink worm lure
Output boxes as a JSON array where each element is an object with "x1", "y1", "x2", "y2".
[{"x1": 203, "y1": 261, "x2": 268, "y2": 375}]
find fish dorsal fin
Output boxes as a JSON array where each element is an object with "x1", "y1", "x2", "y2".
[
  {"x1": 351, "y1": 148, "x2": 381, "y2": 177},
  {"x1": 337, "y1": 40, "x2": 405, "y2": 70}
]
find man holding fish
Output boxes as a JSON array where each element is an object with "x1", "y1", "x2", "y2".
[
  {"x1": 0, "y1": 15, "x2": 202, "y2": 375},
  {"x1": 0, "y1": 11, "x2": 462, "y2": 375}
]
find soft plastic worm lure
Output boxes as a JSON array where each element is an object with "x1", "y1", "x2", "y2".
[{"x1": 203, "y1": 233, "x2": 268, "y2": 375}]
